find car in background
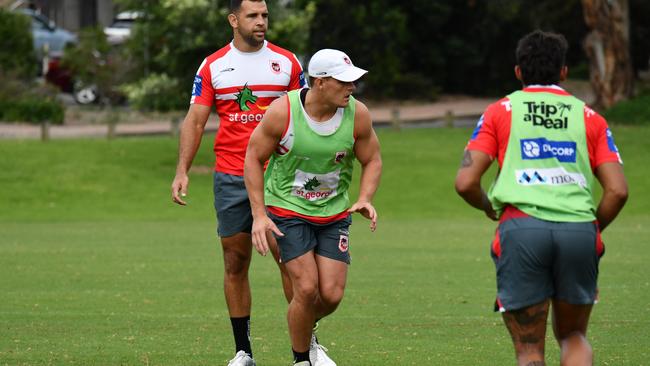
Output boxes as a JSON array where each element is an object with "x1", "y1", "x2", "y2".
[
  {"x1": 104, "y1": 11, "x2": 142, "y2": 45},
  {"x1": 14, "y1": 8, "x2": 77, "y2": 70}
]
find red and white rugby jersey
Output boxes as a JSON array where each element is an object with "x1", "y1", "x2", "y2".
[
  {"x1": 191, "y1": 40, "x2": 306, "y2": 175},
  {"x1": 466, "y1": 85, "x2": 622, "y2": 171}
]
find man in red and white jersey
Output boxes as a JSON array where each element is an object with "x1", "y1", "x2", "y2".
[{"x1": 171, "y1": 1, "x2": 305, "y2": 365}]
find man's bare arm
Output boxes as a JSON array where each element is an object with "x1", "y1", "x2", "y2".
[
  {"x1": 454, "y1": 149, "x2": 497, "y2": 220},
  {"x1": 594, "y1": 162, "x2": 628, "y2": 231},
  {"x1": 171, "y1": 104, "x2": 211, "y2": 205},
  {"x1": 350, "y1": 101, "x2": 382, "y2": 231}
]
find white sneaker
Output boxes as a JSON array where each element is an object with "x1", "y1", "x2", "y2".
[
  {"x1": 309, "y1": 334, "x2": 336, "y2": 366},
  {"x1": 293, "y1": 362, "x2": 311, "y2": 366},
  {"x1": 227, "y1": 350, "x2": 256, "y2": 366}
]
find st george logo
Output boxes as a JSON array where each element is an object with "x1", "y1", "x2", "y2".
[{"x1": 235, "y1": 84, "x2": 258, "y2": 111}]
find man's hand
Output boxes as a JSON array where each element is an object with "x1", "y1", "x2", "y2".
[
  {"x1": 482, "y1": 195, "x2": 498, "y2": 221},
  {"x1": 171, "y1": 173, "x2": 189, "y2": 205},
  {"x1": 348, "y1": 201, "x2": 377, "y2": 232},
  {"x1": 251, "y1": 215, "x2": 284, "y2": 256}
]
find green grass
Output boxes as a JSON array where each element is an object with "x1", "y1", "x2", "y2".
[
  {"x1": 603, "y1": 90, "x2": 650, "y2": 125},
  {"x1": 1, "y1": 126, "x2": 649, "y2": 365}
]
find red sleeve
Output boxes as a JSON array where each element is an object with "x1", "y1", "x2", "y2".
[
  {"x1": 288, "y1": 53, "x2": 306, "y2": 91},
  {"x1": 584, "y1": 106, "x2": 623, "y2": 170},
  {"x1": 190, "y1": 58, "x2": 215, "y2": 107},
  {"x1": 466, "y1": 98, "x2": 511, "y2": 166}
]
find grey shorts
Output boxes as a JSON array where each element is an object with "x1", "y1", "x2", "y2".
[
  {"x1": 269, "y1": 212, "x2": 352, "y2": 264},
  {"x1": 491, "y1": 216, "x2": 604, "y2": 312},
  {"x1": 213, "y1": 172, "x2": 252, "y2": 237}
]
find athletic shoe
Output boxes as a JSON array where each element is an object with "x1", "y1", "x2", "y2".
[
  {"x1": 309, "y1": 334, "x2": 336, "y2": 366},
  {"x1": 293, "y1": 362, "x2": 311, "y2": 366},
  {"x1": 227, "y1": 350, "x2": 256, "y2": 366}
]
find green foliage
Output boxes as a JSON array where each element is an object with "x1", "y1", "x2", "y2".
[
  {"x1": 603, "y1": 89, "x2": 650, "y2": 125},
  {"x1": 0, "y1": 71, "x2": 64, "y2": 124},
  {"x1": 62, "y1": 27, "x2": 130, "y2": 105},
  {"x1": 113, "y1": 0, "x2": 315, "y2": 112},
  {"x1": 121, "y1": 73, "x2": 187, "y2": 112},
  {"x1": 0, "y1": 9, "x2": 37, "y2": 78},
  {"x1": 115, "y1": 0, "x2": 229, "y2": 91},
  {"x1": 266, "y1": 1, "x2": 316, "y2": 56},
  {"x1": 299, "y1": 0, "x2": 409, "y2": 99}
]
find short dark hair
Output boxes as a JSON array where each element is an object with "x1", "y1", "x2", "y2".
[
  {"x1": 515, "y1": 30, "x2": 568, "y2": 86},
  {"x1": 229, "y1": 0, "x2": 263, "y2": 13}
]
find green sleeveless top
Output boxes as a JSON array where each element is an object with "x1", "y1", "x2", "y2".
[
  {"x1": 488, "y1": 90, "x2": 596, "y2": 222},
  {"x1": 264, "y1": 90, "x2": 356, "y2": 216}
]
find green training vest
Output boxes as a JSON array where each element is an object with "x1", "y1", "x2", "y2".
[
  {"x1": 488, "y1": 90, "x2": 596, "y2": 222},
  {"x1": 264, "y1": 90, "x2": 356, "y2": 216}
]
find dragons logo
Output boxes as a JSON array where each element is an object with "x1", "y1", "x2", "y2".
[
  {"x1": 235, "y1": 84, "x2": 258, "y2": 111},
  {"x1": 303, "y1": 176, "x2": 321, "y2": 191}
]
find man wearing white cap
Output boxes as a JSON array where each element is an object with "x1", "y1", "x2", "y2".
[{"x1": 244, "y1": 49, "x2": 382, "y2": 365}]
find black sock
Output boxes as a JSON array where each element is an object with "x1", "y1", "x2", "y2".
[
  {"x1": 230, "y1": 316, "x2": 252, "y2": 357},
  {"x1": 292, "y1": 348, "x2": 310, "y2": 364}
]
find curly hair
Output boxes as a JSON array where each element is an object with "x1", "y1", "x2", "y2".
[{"x1": 516, "y1": 30, "x2": 569, "y2": 86}]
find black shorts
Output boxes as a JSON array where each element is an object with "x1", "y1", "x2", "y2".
[
  {"x1": 491, "y1": 215, "x2": 604, "y2": 312},
  {"x1": 269, "y1": 212, "x2": 352, "y2": 264},
  {"x1": 213, "y1": 172, "x2": 252, "y2": 237}
]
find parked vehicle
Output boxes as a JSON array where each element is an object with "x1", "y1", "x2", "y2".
[
  {"x1": 14, "y1": 8, "x2": 77, "y2": 69},
  {"x1": 104, "y1": 11, "x2": 142, "y2": 45}
]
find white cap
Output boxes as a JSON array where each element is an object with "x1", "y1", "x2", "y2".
[{"x1": 307, "y1": 49, "x2": 368, "y2": 82}]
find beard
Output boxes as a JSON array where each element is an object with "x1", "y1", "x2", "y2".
[{"x1": 241, "y1": 30, "x2": 265, "y2": 49}]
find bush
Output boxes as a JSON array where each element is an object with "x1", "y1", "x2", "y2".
[
  {"x1": 0, "y1": 97, "x2": 64, "y2": 125},
  {"x1": 121, "y1": 73, "x2": 186, "y2": 112},
  {"x1": 0, "y1": 9, "x2": 38, "y2": 78},
  {"x1": 0, "y1": 71, "x2": 65, "y2": 124}
]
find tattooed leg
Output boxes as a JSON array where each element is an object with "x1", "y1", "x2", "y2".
[{"x1": 502, "y1": 300, "x2": 550, "y2": 366}]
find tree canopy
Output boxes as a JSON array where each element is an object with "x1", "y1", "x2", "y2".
[{"x1": 111, "y1": 0, "x2": 649, "y2": 105}]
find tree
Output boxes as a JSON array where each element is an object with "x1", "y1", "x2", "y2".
[
  {"x1": 581, "y1": 0, "x2": 634, "y2": 108},
  {"x1": 114, "y1": 0, "x2": 314, "y2": 111}
]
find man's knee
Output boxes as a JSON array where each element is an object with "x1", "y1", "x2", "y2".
[
  {"x1": 222, "y1": 247, "x2": 251, "y2": 276},
  {"x1": 319, "y1": 285, "x2": 344, "y2": 308},
  {"x1": 293, "y1": 280, "x2": 319, "y2": 304}
]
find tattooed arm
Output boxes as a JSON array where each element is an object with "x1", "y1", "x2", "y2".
[{"x1": 454, "y1": 149, "x2": 497, "y2": 220}]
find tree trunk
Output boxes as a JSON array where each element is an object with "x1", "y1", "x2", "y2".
[{"x1": 581, "y1": 0, "x2": 634, "y2": 109}]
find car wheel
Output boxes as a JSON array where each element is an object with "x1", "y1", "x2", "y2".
[{"x1": 74, "y1": 83, "x2": 98, "y2": 104}]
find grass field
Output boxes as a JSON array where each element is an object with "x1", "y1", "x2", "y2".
[{"x1": 1, "y1": 126, "x2": 649, "y2": 365}]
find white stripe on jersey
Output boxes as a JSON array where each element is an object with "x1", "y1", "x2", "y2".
[{"x1": 216, "y1": 90, "x2": 286, "y2": 100}]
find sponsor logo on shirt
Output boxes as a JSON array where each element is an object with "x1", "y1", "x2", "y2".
[
  {"x1": 470, "y1": 114, "x2": 484, "y2": 140},
  {"x1": 228, "y1": 113, "x2": 264, "y2": 124},
  {"x1": 522, "y1": 101, "x2": 572, "y2": 129},
  {"x1": 520, "y1": 138, "x2": 577, "y2": 163},
  {"x1": 516, "y1": 167, "x2": 587, "y2": 187},
  {"x1": 292, "y1": 169, "x2": 340, "y2": 201},
  {"x1": 192, "y1": 76, "x2": 202, "y2": 96},
  {"x1": 299, "y1": 71, "x2": 306, "y2": 87},
  {"x1": 606, "y1": 128, "x2": 619, "y2": 152}
]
